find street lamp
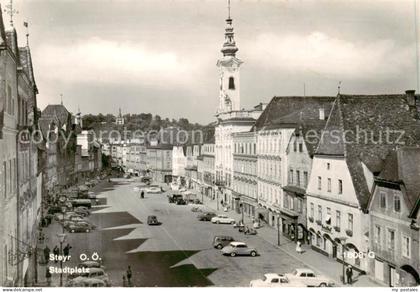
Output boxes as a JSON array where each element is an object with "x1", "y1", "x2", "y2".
[
  {"x1": 56, "y1": 233, "x2": 67, "y2": 287},
  {"x1": 277, "y1": 215, "x2": 281, "y2": 246},
  {"x1": 339, "y1": 236, "x2": 347, "y2": 284}
]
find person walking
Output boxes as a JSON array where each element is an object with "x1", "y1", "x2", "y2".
[
  {"x1": 296, "y1": 241, "x2": 303, "y2": 254},
  {"x1": 43, "y1": 246, "x2": 50, "y2": 263},
  {"x1": 45, "y1": 267, "x2": 52, "y2": 286},
  {"x1": 126, "y1": 265, "x2": 132, "y2": 286},
  {"x1": 346, "y1": 266, "x2": 353, "y2": 285},
  {"x1": 52, "y1": 246, "x2": 59, "y2": 263},
  {"x1": 63, "y1": 243, "x2": 72, "y2": 257},
  {"x1": 122, "y1": 275, "x2": 127, "y2": 287}
]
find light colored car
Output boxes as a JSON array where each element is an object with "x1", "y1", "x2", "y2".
[
  {"x1": 250, "y1": 273, "x2": 306, "y2": 287},
  {"x1": 285, "y1": 268, "x2": 335, "y2": 287},
  {"x1": 221, "y1": 241, "x2": 258, "y2": 257},
  {"x1": 78, "y1": 267, "x2": 110, "y2": 286},
  {"x1": 145, "y1": 187, "x2": 162, "y2": 193},
  {"x1": 211, "y1": 214, "x2": 236, "y2": 224},
  {"x1": 66, "y1": 276, "x2": 106, "y2": 287},
  {"x1": 77, "y1": 260, "x2": 105, "y2": 270}
]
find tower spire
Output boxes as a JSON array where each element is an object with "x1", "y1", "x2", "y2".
[
  {"x1": 4, "y1": 0, "x2": 18, "y2": 27},
  {"x1": 221, "y1": 0, "x2": 238, "y2": 57}
]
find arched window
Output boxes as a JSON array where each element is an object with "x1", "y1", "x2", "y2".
[{"x1": 228, "y1": 77, "x2": 235, "y2": 90}]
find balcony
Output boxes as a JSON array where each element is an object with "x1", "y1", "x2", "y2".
[{"x1": 216, "y1": 110, "x2": 255, "y2": 120}]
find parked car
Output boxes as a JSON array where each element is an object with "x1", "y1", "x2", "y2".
[
  {"x1": 285, "y1": 268, "x2": 335, "y2": 287},
  {"x1": 87, "y1": 192, "x2": 97, "y2": 199},
  {"x1": 211, "y1": 215, "x2": 236, "y2": 224},
  {"x1": 221, "y1": 241, "x2": 258, "y2": 257},
  {"x1": 213, "y1": 235, "x2": 235, "y2": 249},
  {"x1": 55, "y1": 212, "x2": 82, "y2": 222},
  {"x1": 191, "y1": 206, "x2": 202, "y2": 212},
  {"x1": 176, "y1": 198, "x2": 187, "y2": 205},
  {"x1": 168, "y1": 194, "x2": 183, "y2": 203},
  {"x1": 145, "y1": 187, "x2": 161, "y2": 194},
  {"x1": 147, "y1": 215, "x2": 160, "y2": 225},
  {"x1": 66, "y1": 276, "x2": 106, "y2": 287},
  {"x1": 197, "y1": 212, "x2": 216, "y2": 221},
  {"x1": 74, "y1": 207, "x2": 90, "y2": 217},
  {"x1": 70, "y1": 199, "x2": 92, "y2": 209},
  {"x1": 63, "y1": 217, "x2": 86, "y2": 228},
  {"x1": 77, "y1": 261, "x2": 105, "y2": 270},
  {"x1": 77, "y1": 267, "x2": 110, "y2": 286},
  {"x1": 250, "y1": 273, "x2": 306, "y2": 287},
  {"x1": 66, "y1": 221, "x2": 94, "y2": 233}
]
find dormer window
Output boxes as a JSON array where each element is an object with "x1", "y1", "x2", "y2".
[
  {"x1": 394, "y1": 195, "x2": 401, "y2": 212},
  {"x1": 228, "y1": 77, "x2": 235, "y2": 90}
]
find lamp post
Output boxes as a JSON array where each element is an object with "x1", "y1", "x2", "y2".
[
  {"x1": 56, "y1": 233, "x2": 67, "y2": 287},
  {"x1": 277, "y1": 215, "x2": 281, "y2": 246},
  {"x1": 339, "y1": 236, "x2": 347, "y2": 284}
]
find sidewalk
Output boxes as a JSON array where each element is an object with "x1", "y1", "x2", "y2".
[{"x1": 193, "y1": 190, "x2": 382, "y2": 287}]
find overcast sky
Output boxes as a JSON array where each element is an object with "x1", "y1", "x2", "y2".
[{"x1": 11, "y1": 0, "x2": 420, "y2": 124}]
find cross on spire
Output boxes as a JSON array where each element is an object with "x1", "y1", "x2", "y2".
[
  {"x1": 24, "y1": 21, "x2": 29, "y2": 46},
  {"x1": 4, "y1": 0, "x2": 18, "y2": 27},
  {"x1": 338, "y1": 81, "x2": 342, "y2": 95},
  {"x1": 227, "y1": 0, "x2": 231, "y2": 19},
  {"x1": 60, "y1": 93, "x2": 63, "y2": 105}
]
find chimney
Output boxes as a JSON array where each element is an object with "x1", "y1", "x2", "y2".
[
  {"x1": 319, "y1": 107, "x2": 325, "y2": 120},
  {"x1": 405, "y1": 90, "x2": 416, "y2": 107}
]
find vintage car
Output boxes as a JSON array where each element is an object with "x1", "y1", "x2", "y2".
[
  {"x1": 211, "y1": 215, "x2": 236, "y2": 224},
  {"x1": 213, "y1": 235, "x2": 235, "y2": 249},
  {"x1": 66, "y1": 221, "x2": 94, "y2": 233},
  {"x1": 147, "y1": 215, "x2": 160, "y2": 225},
  {"x1": 75, "y1": 268, "x2": 110, "y2": 286},
  {"x1": 285, "y1": 268, "x2": 335, "y2": 287},
  {"x1": 145, "y1": 187, "x2": 162, "y2": 194},
  {"x1": 66, "y1": 276, "x2": 107, "y2": 287},
  {"x1": 197, "y1": 212, "x2": 216, "y2": 221},
  {"x1": 77, "y1": 260, "x2": 105, "y2": 270},
  {"x1": 70, "y1": 199, "x2": 92, "y2": 209},
  {"x1": 168, "y1": 194, "x2": 183, "y2": 203},
  {"x1": 221, "y1": 241, "x2": 258, "y2": 257},
  {"x1": 74, "y1": 206, "x2": 90, "y2": 217},
  {"x1": 250, "y1": 273, "x2": 306, "y2": 287}
]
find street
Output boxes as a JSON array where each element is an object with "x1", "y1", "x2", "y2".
[{"x1": 42, "y1": 177, "x2": 309, "y2": 287}]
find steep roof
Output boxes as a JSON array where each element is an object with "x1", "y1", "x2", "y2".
[
  {"x1": 252, "y1": 96, "x2": 335, "y2": 131},
  {"x1": 41, "y1": 104, "x2": 71, "y2": 126},
  {"x1": 316, "y1": 94, "x2": 420, "y2": 211},
  {"x1": 377, "y1": 147, "x2": 420, "y2": 214},
  {"x1": 19, "y1": 46, "x2": 38, "y2": 93}
]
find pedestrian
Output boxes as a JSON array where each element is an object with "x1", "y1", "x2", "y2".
[
  {"x1": 122, "y1": 275, "x2": 127, "y2": 287},
  {"x1": 53, "y1": 246, "x2": 59, "y2": 262},
  {"x1": 43, "y1": 246, "x2": 50, "y2": 263},
  {"x1": 63, "y1": 243, "x2": 72, "y2": 257},
  {"x1": 45, "y1": 267, "x2": 52, "y2": 286},
  {"x1": 346, "y1": 266, "x2": 353, "y2": 285},
  {"x1": 220, "y1": 199, "x2": 224, "y2": 206},
  {"x1": 296, "y1": 241, "x2": 303, "y2": 254},
  {"x1": 126, "y1": 265, "x2": 132, "y2": 286}
]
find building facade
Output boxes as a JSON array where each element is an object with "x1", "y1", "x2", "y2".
[
  {"x1": 368, "y1": 147, "x2": 420, "y2": 286},
  {"x1": 232, "y1": 131, "x2": 257, "y2": 216}
]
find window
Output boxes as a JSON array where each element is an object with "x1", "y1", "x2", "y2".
[
  {"x1": 387, "y1": 229, "x2": 395, "y2": 251},
  {"x1": 327, "y1": 178, "x2": 331, "y2": 192},
  {"x1": 299, "y1": 143, "x2": 303, "y2": 152},
  {"x1": 289, "y1": 169, "x2": 294, "y2": 184},
  {"x1": 374, "y1": 225, "x2": 381, "y2": 247},
  {"x1": 318, "y1": 205, "x2": 322, "y2": 221},
  {"x1": 348, "y1": 213, "x2": 353, "y2": 232},
  {"x1": 228, "y1": 77, "x2": 235, "y2": 90},
  {"x1": 327, "y1": 163, "x2": 330, "y2": 170},
  {"x1": 293, "y1": 141, "x2": 297, "y2": 152},
  {"x1": 310, "y1": 203, "x2": 314, "y2": 218},
  {"x1": 303, "y1": 171, "x2": 308, "y2": 188},
  {"x1": 402, "y1": 235, "x2": 411, "y2": 258},
  {"x1": 336, "y1": 211, "x2": 341, "y2": 228},
  {"x1": 296, "y1": 170, "x2": 301, "y2": 186},
  {"x1": 297, "y1": 199, "x2": 303, "y2": 213},
  {"x1": 338, "y1": 179, "x2": 343, "y2": 194},
  {"x1": 318, "y1": 177, "x2": 322, "y2": 190},
  {"x1": 380, "y1": 192, "x2": 386, "y2": 208},
  {"x1": 394, "y1": 195, "x2": 401, "y2": 212}
]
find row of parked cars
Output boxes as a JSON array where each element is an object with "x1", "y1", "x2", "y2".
[
  {"x1": 250, "y1": 269, "x2": 335, "y2": 287},
  {"x1": 66, "y1": 260, "x2": 111, "y2": 287}
]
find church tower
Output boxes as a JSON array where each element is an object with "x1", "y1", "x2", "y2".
[{"x1": 216, "y1": 0, "x2": 243, "y2": 114}]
